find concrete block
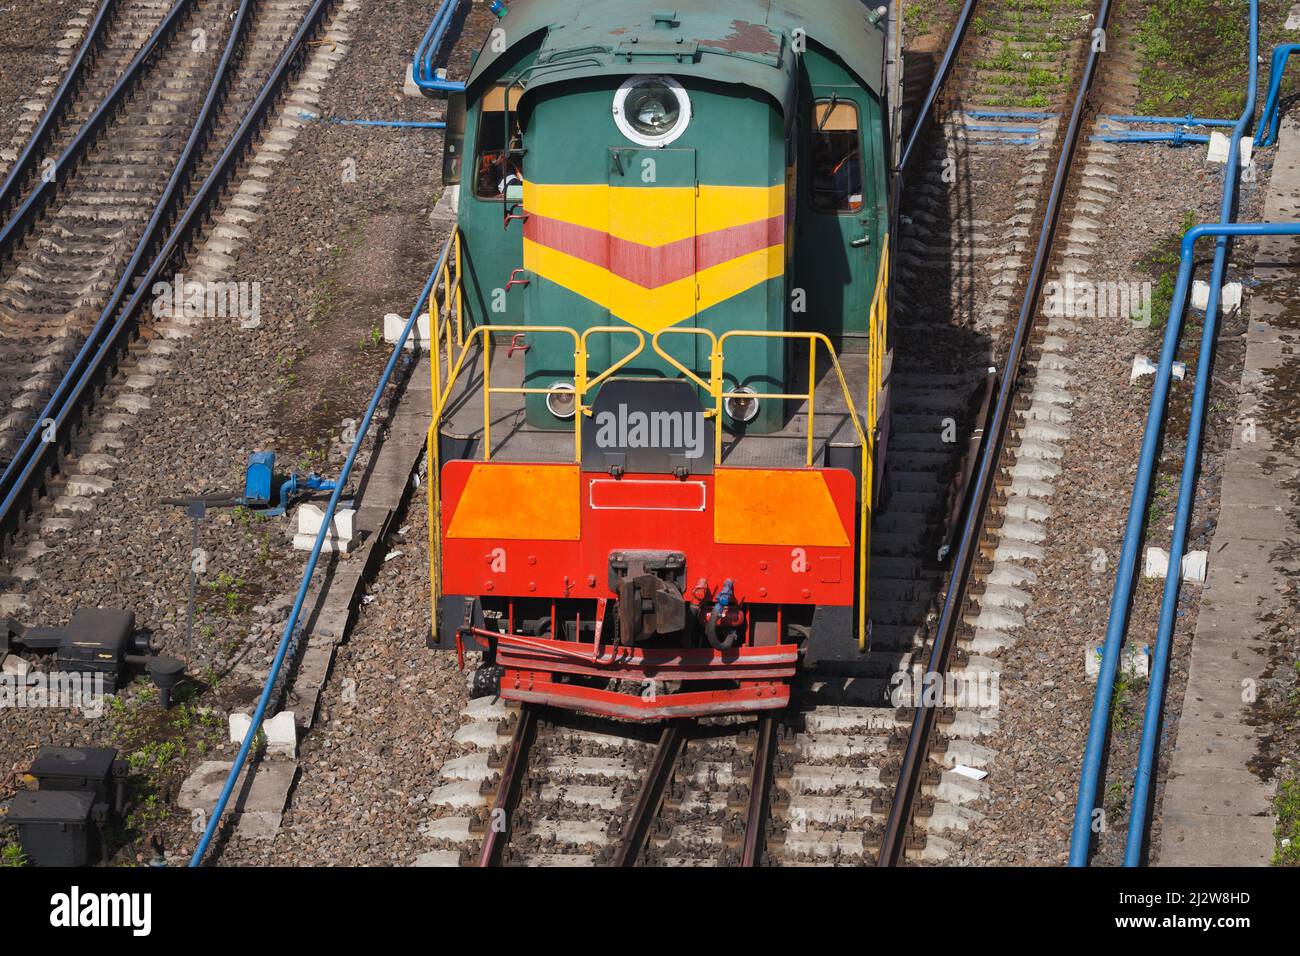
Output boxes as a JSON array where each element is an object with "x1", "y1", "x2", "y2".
[
  {"x1": 430, "y1": 184, "x2": 459, "y2": 225},
  {"x1": 383, "y1": 310, "x2": 432, "y2": 351},
  {"x1": 1085, "y1": 643, "x2": 1150, "y2": 680},
  {"x1": 293, "y1": 504, "x2": 355, "y2": 553},
  {"x1": 1191, "y1": 279, "x2": 1244, "y2": 313},
  {"x1": 1131, "y1": 356, "x2": 1185, "y2": 382},
  {"x1": 1143, "y1": 547, "x2": 1208, "y2": 583},
  {"x1": 1207, "y1": 132, "x2": 1253, "y2": 167},
  {"x1": 229, "y1": 711, "x2": 252, "y2": 745},
  {"x1": 263, "y1": 711, "x2": 298, "y2": 758},
  {"x1": 404, "y1": 63, "x2": 425, "y2": 97},
  {"x1": 178, "y1": 760, "x2": 297, "y2": 841},
  {"x1": 229, "y1": 711, "x2": 295, "y2": 756}
]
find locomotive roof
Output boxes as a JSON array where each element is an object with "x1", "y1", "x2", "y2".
[{"x1": 465, "y1": 0, "x2": 886, "y2": 109}]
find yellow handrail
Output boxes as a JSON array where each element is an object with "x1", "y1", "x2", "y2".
[
  {"x1": 580, "y1": 325, "x2": 648, "y2": 397},
  {"x1": 427, "y1": 231, "x2": 889, "y2": 654}
]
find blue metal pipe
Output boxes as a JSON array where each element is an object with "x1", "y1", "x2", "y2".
[
  {"x1": 1255, "y1": 43, "x2": 1300, "y2": 147},
  {"x1": 412, "y1": 0, "x2": 467, "y2": 94},
  {"x1": 329, "y1": 119, "x2": 446, "y2": 128},
  {"x1": 1121, "y1": 222, "x2": 1298, "y2": 866},
  {"x1": 297, "y1": 111, "x2": 445, "y2": 128},
  {"x1": 188, "y1": 239, "x2": 451, "y2": 866},
  {"x1": 1124, "y1": 3, "x2": 1262, "y2": 866},
  {"x1": 962, "y1": 124, "x2": 1041, "y2": 134},
  {"x1": 1068, "y1": 0, "x2": 1259, "y2": 869},
  {"x1": 1107, "y1": 113, "x2": 1236, "y2": 128},
  {"x1": 962, "y1": 109, "x2": 1057, "y2": 120},
  {"x1": 1092, "y1": 132, "x2": 1210, "y2": 145}
]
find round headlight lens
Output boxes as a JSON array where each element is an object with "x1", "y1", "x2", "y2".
[
  {"x1": 626, "y1": 82, "x2": 680, "y2": 137},
  {"x1": 614, "y1": 76, "x2": 690, "y2": 147}
]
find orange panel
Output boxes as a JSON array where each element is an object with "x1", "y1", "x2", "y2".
[
  {"x1": 446, "y1": 464, "x2": 581, "y2": 540},
  {"x1": 713, "y1": 469, "x2": 851, "y2": 547}
]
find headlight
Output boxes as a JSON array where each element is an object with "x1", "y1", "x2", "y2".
[
  {"x1": 546, "y1": 382, "x2": 577, "y2": 419},
  {"x1": 724, "y1": 386, "x2": 760, "y2": 424},
  {"x1": 614, "y1": 76, "x2": 691, "y2": 147}
]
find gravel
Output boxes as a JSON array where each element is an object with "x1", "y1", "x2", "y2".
[{"x1": 0, "y1": 0, "x2": 494, "y2": 865}]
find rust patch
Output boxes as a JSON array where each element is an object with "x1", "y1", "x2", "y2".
[{"x1": 713, "y1": 19, "x2": 780, "y2": 55}]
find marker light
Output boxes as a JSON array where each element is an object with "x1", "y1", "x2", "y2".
[
  {"x1": 724, "y1": 386, "x2": 760, "y2": 424},
  {"x1": 546, "y1": 382, "x2": 577, "y2": 419}
]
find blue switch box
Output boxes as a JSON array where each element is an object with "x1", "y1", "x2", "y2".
[{"x1": 244, "y1": 452, "x2": 275, "y2": 506}]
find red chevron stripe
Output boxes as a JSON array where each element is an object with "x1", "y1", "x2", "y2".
[{"x1": 524, "y1": 213, "x2": 784, "y2": 290}]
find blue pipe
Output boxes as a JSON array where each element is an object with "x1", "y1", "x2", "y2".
[
  {"x1": 329, "y1": 119, "x2": 446, "y2": 128},
  {"x1": 1124, "y1": 3, "x2": 1262, "y2": 866},
  {"x1": 297, "y1": 111, "x2": 445, "y2": 128},
  {"x1": 188, "y1": 240, "x2": 451, "y2": 866},
  {"x1": 1122, "y1": 222, "x2": 1297, "y2": 866},
  {"x1": 1092, "y1": 132, "x2": 1210, "y2": 145},
  {"x1": 1107, "y1": 113, "x2": 1236, "y2": 128},
  {"x1": 963, "y1": 124, "x2": 1041, "y2": 134},
  {"x1": 412, "y1": 0, "x2": 467, "y2": 94},
  {"x1": 1068, "y1": 0, "x2": 1259, "y2": 869},
  {"x1": 1255, "y1": 43, "x2": 1300, "y2": 147},
  {"x1": 962, "y1": 110, "x2": 1057, "y2": 120}
]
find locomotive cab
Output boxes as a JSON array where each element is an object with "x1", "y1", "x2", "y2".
[{"x1": 428, "y1": 0, "x2": 897, "y2": 720}]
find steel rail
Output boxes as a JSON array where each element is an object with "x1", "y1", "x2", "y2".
[
  {"x1": 0, "y1": 0, "x2": 198, "y2": 264},
  {"x1": 478, "y1": 704, "x2": 540, "y2": 867},
  {"x1": 741, "y1": 715, "x2": 778, "y2": 867},
  {"x1": 0, "y1": 0, "x2": 337, "y2": 548},
  {"x1": 613, "y1": 722, "x2": 686, "y2": 867},
  {"x1": 0, "y1": 0, "x2": 121, "y2": 224},
  {"x1": 878, "y1": 0, "x2": 1114, "y2": 867},
  {"x1": 896, "y1": 0, "x2": 980, "y2": 174}
]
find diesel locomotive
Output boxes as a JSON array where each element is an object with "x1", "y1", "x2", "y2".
[{"x1": 426, "y1": 0, "x2": 899, "y2": 719}]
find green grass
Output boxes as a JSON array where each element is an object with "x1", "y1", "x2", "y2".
[
  {"x1": 1136, "y1": 210, "x2": 1199, "y2": 331},
  {"x1": 1274, "y1": 779, "x2": 1300, "y2": 865},
  {"x1": 1135, "y1": 0, "x2": 1296, "y2": 117}
]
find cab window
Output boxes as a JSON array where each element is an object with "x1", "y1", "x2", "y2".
[
  {"x1": 810, "y1": 99, "x2": 863, "y2": 214},
  {"x1": 474, "y1": 85, "x2": 524, "y2": 200}
]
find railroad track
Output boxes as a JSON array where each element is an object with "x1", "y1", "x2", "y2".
[
  {"x1": 0, "y1": 0, "x2": 334, "y2": 552},
  {"x1": 405, "y1": 0, "x2": 1120, "y2": 868}
]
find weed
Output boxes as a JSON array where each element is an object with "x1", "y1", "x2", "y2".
[{"x1": 1274, "y1": 779, "x2": 1300, "y2": 865}]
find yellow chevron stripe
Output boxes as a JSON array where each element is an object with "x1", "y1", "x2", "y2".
[
  {"x1": 524, "y1": 237, "x2": 784, "y2": 333},
  {"x1": 523, "y1": 182, "x2": 785, "y2": 247}
]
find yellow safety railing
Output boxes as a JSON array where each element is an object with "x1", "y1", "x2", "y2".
[
  {"x1": 654, "y1": 326, "x2": 876, "y2": 648},
  {"x1": 427, "y1": 232, "x2": 889, "y2": 652},
  {"x1": 426, "y1": 315, "x2": 643, "y2": 618}
]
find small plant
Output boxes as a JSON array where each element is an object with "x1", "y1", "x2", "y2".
[
  {"x1": 1, "y1": 842, "x2": 27, "y2": 867},
  {"x1": 1274, "y1": 779, "x2": 1300, "y2": 866}
]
